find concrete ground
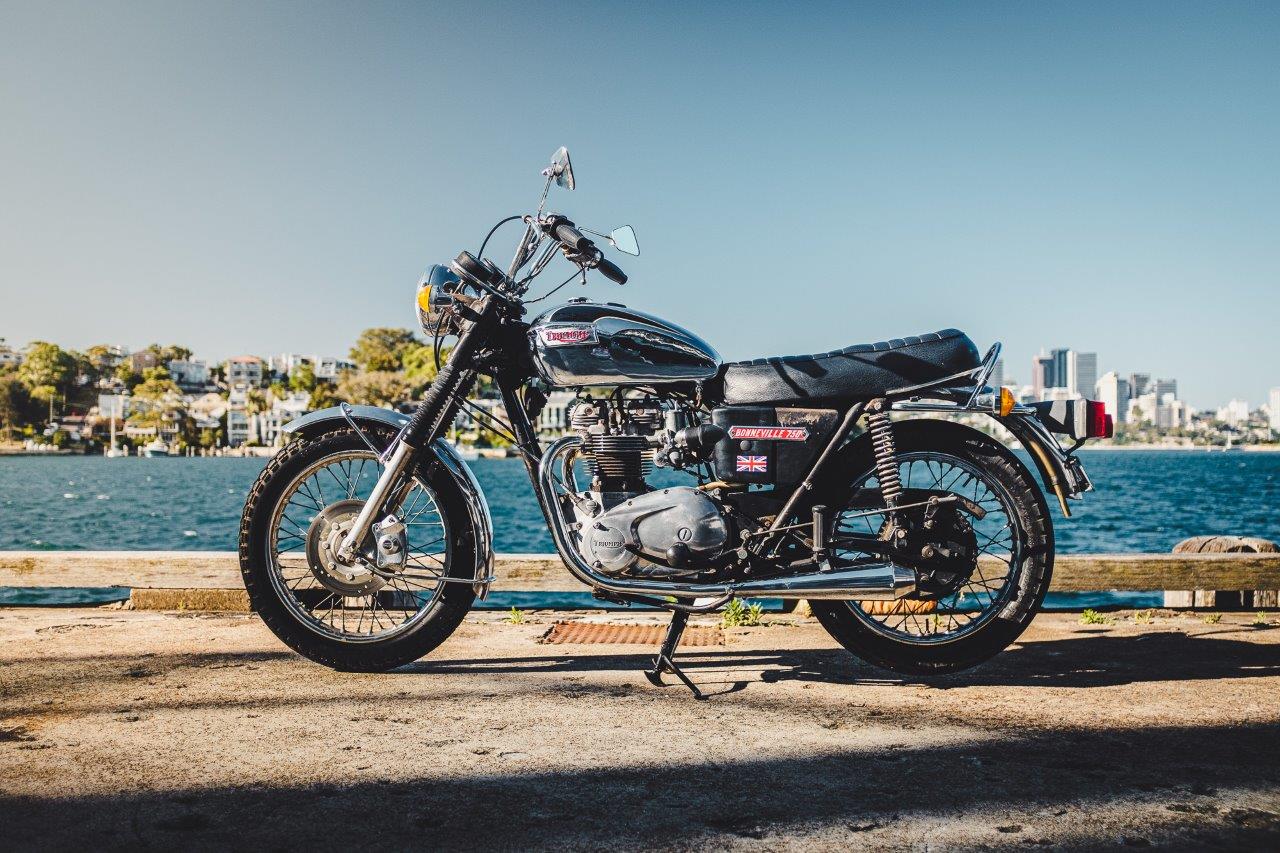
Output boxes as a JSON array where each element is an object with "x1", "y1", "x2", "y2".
[{"x1": 1, "y1": 607, "x2": 1278, "y2": 851}]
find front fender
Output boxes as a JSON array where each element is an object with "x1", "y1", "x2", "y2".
[{"x1": 282, "y1": 406, "x2": 495, "y2": 598}]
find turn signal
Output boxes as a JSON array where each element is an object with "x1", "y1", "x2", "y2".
[
  {"x1": 998, "y1": 387, "x2": 1016, "y2": 417},
  {"x1": 416, "y1": 285, "x2": 433, "y2": 313}
]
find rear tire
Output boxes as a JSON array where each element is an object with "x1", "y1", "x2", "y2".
[
  {"x1": 239, "y1": 429, "x2": 477, "y2": 672},
  {"x1": 809, "y1": 419, "x2": 1054, "y2": 676}
]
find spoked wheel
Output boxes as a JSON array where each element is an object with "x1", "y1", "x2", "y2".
[
  {"x1": 810, "y1": 419, "x2": 1054, "y2": 675},
  {"x1": 240, "y1": 429, "x2": 476, "y2": 671}
]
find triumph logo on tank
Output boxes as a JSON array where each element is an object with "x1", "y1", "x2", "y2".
[
  {"x1": 728, "y1": 426, "x2": 810, "y2": 442},
  {"x1": 537, "y1": 325, "x2": 597, "y2": 347},
  {"x1": 736, "y1": 455, "x2": 768, "y2": 472}
]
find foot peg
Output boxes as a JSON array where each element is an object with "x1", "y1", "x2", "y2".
[{"x1": 644, "y1": 610, "x2": 706, "y2": 700}]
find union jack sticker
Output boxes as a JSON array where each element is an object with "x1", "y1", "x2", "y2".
[{"x1": 736, "y1": 455, "x2": 768, "y2": 473}]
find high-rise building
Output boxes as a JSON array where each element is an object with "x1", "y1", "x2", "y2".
[
  {"x1": 1095, "y1": 371, "x2": 1130, "y2": 424},
  {"x1": 1031, "y1": 353, "x2": 1054, "y2": 397},
  {"x1": 1270, "y1": 388, "x2": 1280, "y2": 435},
  {"x1": 1050, "y1": 348, "x2": 1071, "y2": 390},
  {"x1": 1128, "y1": 373, "x2": 1151, "y2": 398},
  {"x1": 990, "y1": 358, "x2": 1005, "y2": 390},
  {"x1": 1153, "y1": 378, "x2": 1177, "y2": 403},
  {"x1": 1072, "y1": 352, "x2": 1097, "y2": 399}
]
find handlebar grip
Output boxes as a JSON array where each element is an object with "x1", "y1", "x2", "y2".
[
  {"x1": 554, "y1": 222, "x2": 591, "y2": 253},
  {"x1": 596, "y1": 257, "x2": 628, "y2": 285}
]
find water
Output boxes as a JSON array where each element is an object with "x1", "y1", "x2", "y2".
[
  {"x1": 4, "y1": 451, "x2": 1279, "y2": 553},
  {"x1": 2, "y1": 451, "x2": 1279, "y2": 608}
]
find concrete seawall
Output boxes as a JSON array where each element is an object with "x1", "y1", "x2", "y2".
[{"x1": 3, "y1": 550, "x2": 1279, "y2": 611}]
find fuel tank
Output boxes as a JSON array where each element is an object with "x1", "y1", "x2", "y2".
[{"x1": 528, "y1": 299, "x2": 721, "y2": 388}]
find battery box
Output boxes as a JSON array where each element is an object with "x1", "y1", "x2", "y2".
[{"x1": 710, "y1": 406, "x2": 839, "y2": 486}]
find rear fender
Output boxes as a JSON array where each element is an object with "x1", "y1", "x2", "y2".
[
  {"x1": 998, "y1": 413, "x2": 1090, "y2": 518},
  {"x1": 282, "y1": 406, "x2": 495, "y2": 597}
]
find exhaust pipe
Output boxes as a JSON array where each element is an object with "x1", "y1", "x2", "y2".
[{"x1": 537, "y1": 437, "x2": 916, "y2": 604}]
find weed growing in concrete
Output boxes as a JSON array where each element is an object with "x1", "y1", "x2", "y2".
[
  {"x1": 1079, "y1": 609, "x2": 1112, "y2": 625},
  {"x1": 1133, "y1": 609, "x2": 1155, "y2": 625},
  {"x1": 504, "y1": 607, "x2": 526, "y2": 625},
  {"x1": 1202, "y1": 613, "x2": 1222, "y2": 624},
  {"x1": 721, "y1": 598, "x2": 764, "y2": 628},
  {"x1": 1252, "y1": 611, "x2": 1272, "y2": 627}
]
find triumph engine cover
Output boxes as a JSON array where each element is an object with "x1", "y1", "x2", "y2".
[{"x1": 579, "y1": 487, "x2": 729, "y2": 575}]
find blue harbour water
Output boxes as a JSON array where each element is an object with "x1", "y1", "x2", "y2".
[{"x1": 2, "y1": 451, "x2": 1279, "y2": 607}]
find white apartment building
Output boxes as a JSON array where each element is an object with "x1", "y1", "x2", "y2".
[
  {"x1": 1216, "y1": 399, "x2": 1251, "y2": 427},
  {"x1": 226, "y1": 356, "x2": 264, "y2": 387},
  {"x1": 267, "y1": 352, "x2": 355, "y2": 382},
  {"x1": 1095, "y1": 371, "x2": 1130, "y2": 424},
  {"x1": 1271, "y1": 389, "x2": 1280, "y2": 436},
  {"x1": 167, "y1": 359, "x2": 209, "y2": 389}
]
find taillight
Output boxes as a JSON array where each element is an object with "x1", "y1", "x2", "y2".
[{"x1": 1086, "y1": 400, "x2": 1113, "y2": 438}]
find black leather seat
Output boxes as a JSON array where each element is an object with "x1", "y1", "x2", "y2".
[{"x1": 708, "y1": 329, "x2": 982, "y2": 406}]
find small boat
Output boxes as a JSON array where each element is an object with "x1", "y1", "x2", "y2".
[{"x1": 142, "y1": 440, "x2": 170, "y2": 458}]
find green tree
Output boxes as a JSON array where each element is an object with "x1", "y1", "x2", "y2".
[
  {"x1": 349, "y1": 328, "x2": 419, "y2": 373},
  {"x1": 336, "y1": 370, "x2": 412, "y2": 407},
  {"x1": 289, "y1": 362, "x2": 318, "y2": 394},
  {"x1": 18, "y1": 341, "x2": 77, "y2": 408},
  {"x1": 402, "y1": 344, "x2": 443, "y2": 392},
  {"x1": 0, "y1": 377, "x2": 34, "y2": 440},
  {"x1": 146, "y1": 343, "x2": 194, "y2": 364},
  {"x1": 133, "y1": 367, "x2": 182, "y2": 404},
  {"x1": 309, "y1": 383, "x2": 338, "y2": 410}
]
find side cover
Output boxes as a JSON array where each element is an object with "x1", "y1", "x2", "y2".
[{"x1": 281, "y1": 405, "x2": 495, "y2": 597}]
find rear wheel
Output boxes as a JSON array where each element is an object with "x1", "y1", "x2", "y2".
[
  {"x1": 239, "y1": 429, "x2": 476, "y2": 671},
  {"x1": 810, "y1": 419, "x2": 1053, "y2": 675}
]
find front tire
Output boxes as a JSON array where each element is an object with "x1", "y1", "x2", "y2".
[
  {"x1": 809, "y1": 419, "x2": 1054, "y2": 676},
  {"x1": 239, "y1": 429, "x2": 477, "y2": 672}
]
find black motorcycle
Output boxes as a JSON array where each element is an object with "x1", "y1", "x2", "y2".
[{"x1": 240, "y1": 147, "x2": 1111, "y2": 692}]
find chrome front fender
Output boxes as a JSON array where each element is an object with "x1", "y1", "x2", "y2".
[{"x1": 282, "y1": 406, "x2": 495, "y2": 598}]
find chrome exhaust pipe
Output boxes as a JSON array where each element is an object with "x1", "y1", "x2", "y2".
[{"x1": 538, "y1": 437, "x2": 916, "y2": 604}]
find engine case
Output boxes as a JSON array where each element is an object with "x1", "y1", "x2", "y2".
[{"x1": 579, "y1": 486, "x2": 729, "y2": 575}]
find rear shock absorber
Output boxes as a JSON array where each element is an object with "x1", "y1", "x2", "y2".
[{"x1": 867, "y1": 406, "x2": 902, "y2": 508}]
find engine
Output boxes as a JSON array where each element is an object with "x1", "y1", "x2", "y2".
[{"x1": 568, "y1": 397, "x2": 731, "y2": 577}]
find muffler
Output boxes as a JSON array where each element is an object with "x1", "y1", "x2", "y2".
[{"x1": 538, "y1": 437, "x2": 917, "y2": 604}]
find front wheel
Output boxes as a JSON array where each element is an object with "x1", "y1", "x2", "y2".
[
  {"x1": 239, "y1": 429, "x2": 477, "y2": 671},
  {"x1": 810, "y1": 419, "x2": 1054, "y2": 676}
]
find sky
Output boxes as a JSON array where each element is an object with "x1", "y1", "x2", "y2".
[{"x1": 1, "y1": 1, "x2": 1276, "y2": 409}]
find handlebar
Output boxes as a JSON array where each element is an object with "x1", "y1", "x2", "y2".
[
  {"x1": 595, "y1": 257, "x2": 628, "y2": 285},
  {"x1": 541, "y1": 214, "x2": 627, "y2": 285}
]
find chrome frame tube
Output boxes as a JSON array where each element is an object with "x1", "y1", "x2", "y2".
[
  {"x1": 537, "y1": 437, "x2": 916, "y2": 603},
  {"x1": 337, "y1": 439, "x2": 414, "y2": 562}
]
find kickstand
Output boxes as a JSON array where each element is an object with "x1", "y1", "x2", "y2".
[{"x1": 644, "y1": 610, "x2": 705, "y2": 700}]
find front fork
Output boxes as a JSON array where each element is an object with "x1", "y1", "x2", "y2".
[{"x1": 336, "y1": 315, "x2": 487, "y2": 562}]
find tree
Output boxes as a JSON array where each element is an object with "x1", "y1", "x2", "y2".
[
  {"x1": 18, "y1": 341, "x2": 77, "y2": 408},
  {"x1": 0, "y1": 377, "x2": 34, "y2": 440},
  {"x1": 402, "y1": 344, "x2": 442, "y2": 393},
  {"x1": 146, "y1": 343, "x2": 193, "y2": 364},
  {"x1": 336, "y1": 370, "x2": 412, "y2": 407},
  {"x1": 349, "y1": 328, "x2": 419, "y2": 373},
  {"x1": 133, "y1": 367, "x2": 182, "y2": 404},
  {"x1": 289, "y1": 362, "x2": 317, "y2": 394}
]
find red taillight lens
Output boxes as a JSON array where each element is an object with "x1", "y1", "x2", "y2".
[{"x1": 1086, "y1": 400, "x2": 1113, "y2": 438}]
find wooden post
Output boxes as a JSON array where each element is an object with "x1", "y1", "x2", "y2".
[{"x1": 1165, "y1": 536, "x2": 1280, "y2": 610}]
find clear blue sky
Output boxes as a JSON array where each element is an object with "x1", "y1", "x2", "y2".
[{"x1": 1, "y1": 1, "x2": 1276, "y2": 408}]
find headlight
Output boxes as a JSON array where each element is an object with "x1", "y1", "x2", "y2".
[{"x1": 416, "y1": 264, "x2": 462, "y2": 337}]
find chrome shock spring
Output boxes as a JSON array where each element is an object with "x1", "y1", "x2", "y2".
[{"x1": 867, "y1": 411, "x2": 903, "y2": 507}]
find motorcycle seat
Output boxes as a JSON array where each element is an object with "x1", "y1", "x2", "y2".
[{"x1": 709, "y1": 329, "x2": 982, "y2": 406}]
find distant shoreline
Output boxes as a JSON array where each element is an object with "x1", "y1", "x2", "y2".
[{"x1": 1078, "y1": 443, "x2": 1280, "y2": 452}]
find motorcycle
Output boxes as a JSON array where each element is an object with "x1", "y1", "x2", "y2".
[{"x1": 239, "y1": 147, "x2": 1112, "y2": 693}]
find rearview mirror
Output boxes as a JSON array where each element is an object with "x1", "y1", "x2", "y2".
[
  {"x1": 608, "y1": 225, "x2": 639, "y2": 256},
  {"x1": 550, "y1": 147, "x2": 575, "y2": 190}
]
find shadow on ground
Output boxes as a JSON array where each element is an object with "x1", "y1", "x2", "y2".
[
  {"x1": 410, "y1": 628, "x2": 1280, "y2": 691},
  {"x1": 2, "y1": 719, "x2": 1278, "y2": 849}
]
